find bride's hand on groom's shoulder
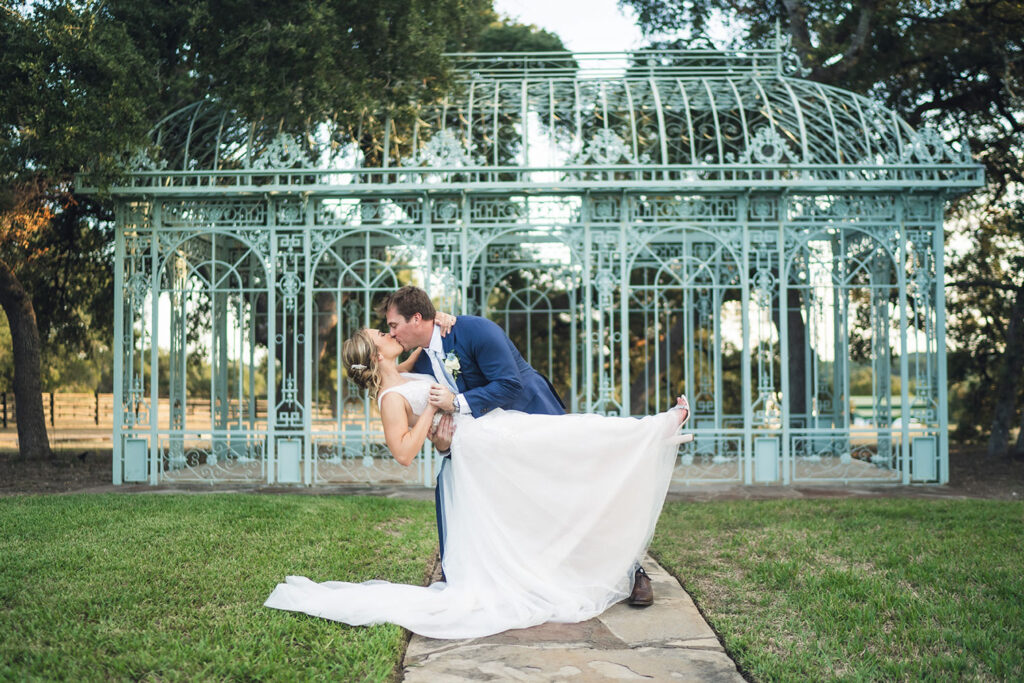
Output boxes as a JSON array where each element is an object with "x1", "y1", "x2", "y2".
[{"x1": 435, "y1": 312, "x2": 456, "y2": 337}]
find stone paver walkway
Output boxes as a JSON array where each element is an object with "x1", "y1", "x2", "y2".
[{"x1": 402, "y1": 555, "x2": 744, "y2": 682}]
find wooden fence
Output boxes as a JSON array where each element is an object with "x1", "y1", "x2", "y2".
[
  {"x1": 0, "y1": 393, "x2": 343, "y2": 447},
  {"x1": 0, "y1": 392, "x2": 116, "y2": 429}
]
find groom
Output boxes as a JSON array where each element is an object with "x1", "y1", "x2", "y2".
[{"x1": 379, "y1": 285, "x2": 656, "y2": 608}]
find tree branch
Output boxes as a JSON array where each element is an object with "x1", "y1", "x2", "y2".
[
  {"x1": 909, "y1": 78, "x2": 1004, "y2": 121},
  {"x1": 828, "y1": 0, "x2": 878, "y2": 79},
  {"x1": 948, "y1": 278, "x2": 1023, "y2": 292},
  {"x1": 779, "y1": 0, "x2": 812, "y2": 54}
]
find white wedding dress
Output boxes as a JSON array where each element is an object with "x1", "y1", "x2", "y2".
[{"x1": 264, "y1": 373, "x2": 685, "y2": 639}]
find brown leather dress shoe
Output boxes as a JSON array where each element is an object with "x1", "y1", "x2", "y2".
[{"x1": 628, "y1": 566, "x2": 654, "y2": 607}]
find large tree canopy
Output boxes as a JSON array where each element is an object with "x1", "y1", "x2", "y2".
[
  {"x1": 99, "y1": 0, "x2": 493, "y2": 133},
  {"x1": 621, "y1": 0, "x2": 1022, "y2": 190},
  {"x1": 0, "y1": 0, "x2": 495, "y2": 458},
  {"x1": 1, "y1": 0, "x2": 153, "y2": 458}
]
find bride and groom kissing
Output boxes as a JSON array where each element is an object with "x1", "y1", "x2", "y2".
[{"x1": 265, "y1": 285, "x2": 691, "y2": 639}]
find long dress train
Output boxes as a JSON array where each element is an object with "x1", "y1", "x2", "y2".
[{"x1": 264, "y1": 373, "x2": 684, "y2": 639}]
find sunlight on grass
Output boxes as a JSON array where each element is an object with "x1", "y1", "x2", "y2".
[
  {"x1": 652, "y1": 498, "x2": 1024, "y2": 682},
  {"x1": 0, "y1": 494, "x2": 436, "y2": 681}
]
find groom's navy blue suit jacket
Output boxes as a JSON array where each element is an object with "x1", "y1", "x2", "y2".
[{"x1": 412, "y1": 315, "x2": 565, "y2": 417}]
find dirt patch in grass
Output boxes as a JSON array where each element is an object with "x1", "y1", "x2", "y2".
[
  {"x1": 2, "y1": 443, "x2": 1022, "y2": 499},
  {"x1": 945, "y1": 444, "x2": 1024, "y2": 499},
  {"x1": 373, "y1": 517, "x2": 414, "y2": 536},
  {"x1": 667, "y1": 444, "x2": 1024, "y2": 502},
  {"x1": 0, "y1": 448, "x2": 114, "y2": 495}
]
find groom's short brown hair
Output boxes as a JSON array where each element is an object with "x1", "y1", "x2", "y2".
[{"x1": 378, "y1": 286, "x2": 436, "y2": 321}]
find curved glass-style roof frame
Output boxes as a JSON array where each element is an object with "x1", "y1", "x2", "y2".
[{"x1": 98, "y1": 48, "x2": 982, "y2": 194}]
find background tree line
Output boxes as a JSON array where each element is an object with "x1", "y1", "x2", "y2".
[{"x1": 2, "y1": 0, "x2": 1021, "y2": 459}]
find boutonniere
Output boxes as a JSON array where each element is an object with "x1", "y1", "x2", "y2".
[{"x1": 443, "y1": 351, "x2": 461, "y2": 380}]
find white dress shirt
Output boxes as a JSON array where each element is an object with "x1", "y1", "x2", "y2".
[{"x1": 429, "y1": 326, "x2": 472, "y2": 415}]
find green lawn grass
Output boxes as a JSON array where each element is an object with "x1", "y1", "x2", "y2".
[
  {"x1": 652, "y1": 498, "x2": 1024, "y2": 682},
  {"x1": 0, "y1": 494, "x2": 437, "y2": 681},
  {"x1": 3, "y1": 495, "x2": 1021, "y2": 682}
]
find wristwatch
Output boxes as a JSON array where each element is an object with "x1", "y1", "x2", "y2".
[{"x1": 452, "y1": 395, "x2": 461, "y2": 413}]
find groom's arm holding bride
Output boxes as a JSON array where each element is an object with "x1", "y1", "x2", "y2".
[
  {"x1": 425, "y1": 315, "x2": 528, "y2": 416},
  {"x1": 425, "y1": 317, "x2": 532, "y2": 454}
]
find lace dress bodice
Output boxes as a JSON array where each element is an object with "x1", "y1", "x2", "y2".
[{"x1": 377, "y1": 373, "x2": 435, "y2": 417}]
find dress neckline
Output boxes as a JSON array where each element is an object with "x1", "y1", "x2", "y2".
[{"x1": 377, "y1": 373, "x2": 434, "y2": 407}]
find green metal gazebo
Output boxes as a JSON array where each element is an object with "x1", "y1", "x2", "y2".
[{"x1": 78, "y1": 45, "x2": 983, "y2": 488}]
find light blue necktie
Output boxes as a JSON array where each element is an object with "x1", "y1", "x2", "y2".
[{"x1": 429, "y1": 348, "x2": 459, "y2": 394}]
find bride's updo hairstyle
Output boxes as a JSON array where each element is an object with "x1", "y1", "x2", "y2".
[{"x1": 342, "y1": 330, "x2": 382, "y2": 397}]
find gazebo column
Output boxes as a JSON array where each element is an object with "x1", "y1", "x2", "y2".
[
  {"x1": 265, "y1": 223, "x2": 278, "y2": 485},
  {"x1": 870, "y1": 254, "x2": 893, "y2": 470},
  {"x1": 302, "y1": 212, "x2": 313, "y2": 486},
  {"x1": 168, "y1": 252, "x2": 186, "y2": 470},
  {"x1": 112, "y1": 211, "x2": 125, "y2": 485},
  {"x1": 592, "y1": 235, "x2": 616, "y2": 414},
  {"x1": 740, "y1": 222, "x2": 752, "y2": 485},
  {"x1": 778, "y1": 218, "x2": 791, "y2": 485},
  {"x1": 588, "y1": 218, "x2": 621, "y2": 415},
  {"x1": 271, "y1": 220, "x2": 305, "y2": 486},
  {"x1": 618, "y1": 198, "x2": 631, "y2": 418},
  {"x1": 934, "y1": 209, "x2": 950, "y2": 484},
  {"x1": 832, "y1": 232, "x2": 849, "y2": 459},
  {"x1": 681, "y1": 260, "x2": 694, "y2": 426},
  {"x1": 117, "y1": 205, "x2": 153, "y2": 485},
  {"x1": 906, "y1": 205, "x2": 943, "y2": 483},
  {"x1": 247, "y1": 279, "x2": 258, "y2": 434},
  {"x1": 211, "y1": 239, "x2": 230, "y2": 465},
  {"x1": 582, "y1": 220, "x2": 594, "y2": 411},
  {"x1": 147, "y1": 207, "x2": 160, "y2": 485},
  {"x1": 897, "y1": 209, "x2": 912, "y2": 484},
  {"x1": 751, "y1": 227, "x2": 781, "y2": 484}
]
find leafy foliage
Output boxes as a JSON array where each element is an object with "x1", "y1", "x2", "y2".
[
  {"x1": 99, "y1": 0, "x2": 493, "y2": 138},
  {"x1": 947, "y1": 202, "x2": 1024, "y2": 441},
  {"x1": 473, "y1": 19, "x2": 568, "y2": 53},
  {"x1": 620, "y1": 0, "x2": 1022, "y2": 187},
  {"x1": 0, "y1": 1, "x2": 152, "y2": 192},
  {"x1": 0, "y1": 0, "x2": 502, "y2": 455},
  {"x1": 0, "y1": 1, "x2": 146, "y2": 354}
]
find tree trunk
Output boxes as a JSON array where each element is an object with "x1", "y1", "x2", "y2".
[
  {"x1": 1013, "y1": 400, "x2": 1024, "y2": 459},
  {"x1": 987, "y1": 282, "x2": 1024, "y2": 458},
  {"x1": 771, "y1": 286, "x2": 807, "y2": 423},
  {"x1": 0, "y1": 257, "x2": 51, "y2": 459},
  {"x1": 786, "y1": 288, "x2": 807, "y2": 422}
]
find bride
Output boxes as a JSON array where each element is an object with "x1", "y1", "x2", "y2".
[{"x1": 264, "y1": 327, "x2": 691, "y2": 640}]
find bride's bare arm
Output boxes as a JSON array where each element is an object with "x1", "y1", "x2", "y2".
[
  {"x1": 396, "y1": 348, "x2": 422, "y2": 373},
  {"x1": 379, "y1": 393, "x2": 438, "y2": 467}
]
